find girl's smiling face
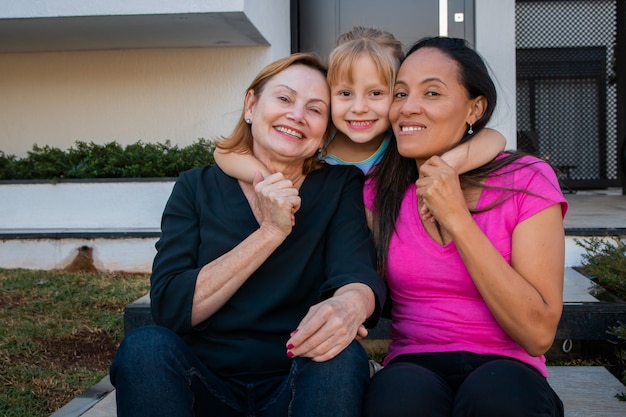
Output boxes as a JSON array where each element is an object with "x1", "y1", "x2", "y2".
[{"x1": 330, "y1": 54, "x2": 392, "y2": 146}]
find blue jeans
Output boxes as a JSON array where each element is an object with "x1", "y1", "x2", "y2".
[{"x1": 110, "y1": 325, "x2": 370, "y2": 417}]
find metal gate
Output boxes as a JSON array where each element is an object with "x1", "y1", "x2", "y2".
[{"x1": 515, "y1": 0, "x2": 619, "y2": 190}]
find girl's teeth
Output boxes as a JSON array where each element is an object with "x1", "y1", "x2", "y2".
[{"x1": 350, "y1": 121, "x2": 372, "y2": 127}]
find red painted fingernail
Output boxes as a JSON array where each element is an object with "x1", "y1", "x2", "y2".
[
  {"x1": 287, "y1": 343, "x2": 294, "y2": 349},
  {"x1": 290, "y1": 329, "x2": 299, "y2": 336},
  {"x1": 286, "y1": 351, "x2": 294, "y2": 358}
]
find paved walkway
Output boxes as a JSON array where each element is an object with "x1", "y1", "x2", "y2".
[
  {"x1": 53, "y1": 189, "x2": 626, "y2": 417},
  {"x1": 563, "y1": 188, "x2": 626, "y2": 232}
]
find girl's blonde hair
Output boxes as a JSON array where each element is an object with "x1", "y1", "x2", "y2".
[{"x1": 328, "y1": 26, "x2": 403, "y2": 93}]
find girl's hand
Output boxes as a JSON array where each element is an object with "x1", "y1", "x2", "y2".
[
  {"x1": 254, "y1": 170, "x2": 298, "y2": 226},
  {"x1": 416, "y1": 156, "x2": 469, "y2": 230},
  {"x1": 419, "y1": 202, "x2": 435, "y2": 223},
  {"x1": 356, "y1": 324, "x2": 369, "y2": 340},
  {"x1": 253, "y1": 172, "x2": 301, "y2": 237}
]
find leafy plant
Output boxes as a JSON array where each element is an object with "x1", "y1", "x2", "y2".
[
  {"x1": 607, "y1": 322, "x2": 626, "y2": 400},
  {"x1": 575, "y1": 237, "x2": 626, "y2": 400},
  {"x1": 575, "y1": 236, "x2": 626, "y2": 301},
  {"x1": 0, "y1": 139, "x2": 215, "y2": 180}
]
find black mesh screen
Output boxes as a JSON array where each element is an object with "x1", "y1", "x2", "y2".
[{"x1": 516, "y1": 0, "x2": 618, "y2": 187}]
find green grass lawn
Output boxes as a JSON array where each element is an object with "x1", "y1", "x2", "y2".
[{"x1": 0, "y1": 269, "x2": 150, "y2": 416}]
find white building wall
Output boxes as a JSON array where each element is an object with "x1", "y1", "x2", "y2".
[
  {"x1": 475, "y1": 0, "x2": 517, "y2": 150},
  {"x1": 0, "y1": 1, "x2": 517, "y2": 156},
  {"x1": 0, "y1": 0, "x2": 290, "y2": 157},
  {"x1": 1, "y1": 0, "x2": 245, "y2": 17}
]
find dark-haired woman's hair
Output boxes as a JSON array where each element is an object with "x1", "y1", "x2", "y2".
[{"x1": 369, "y1": 37, "x2": 549, "y2": 276}]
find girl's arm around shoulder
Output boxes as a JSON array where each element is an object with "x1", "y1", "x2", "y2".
[
  {"x1": 214, "y1": 147, "x2": 270, "y2": 182},
  {"x1": 441, "y1": 127, "x2": 506, "y2": 174}
]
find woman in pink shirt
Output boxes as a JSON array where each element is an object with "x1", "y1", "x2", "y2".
[{"x1": 364, "y1": 37, "x2": 567, "y2": 417}]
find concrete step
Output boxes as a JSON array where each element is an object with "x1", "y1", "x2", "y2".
[
  {"x1": 122, "y1": 268, "x2": 626, "y2": 344},
  {"x1": 549, "y1": 367, "x2": 626, "y2": 417},
  {"x1": 55, "y1": 367, "x2": 626, "y2": 417}
]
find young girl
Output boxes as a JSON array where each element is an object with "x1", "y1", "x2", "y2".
[{"x1": 214, "y1": 26, "x2": 505, "y2": 186}]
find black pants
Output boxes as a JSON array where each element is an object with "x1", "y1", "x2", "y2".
[{"x1": 364, "y1": 352, "x2": 564, "y2": 417}]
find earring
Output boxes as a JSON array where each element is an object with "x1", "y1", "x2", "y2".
[
  {"x1": 467, "y1": 123, "x2": 474, "y2": 135},
  {"x1": 245, "y1": 118, "x2": 251, "y2": 124}
]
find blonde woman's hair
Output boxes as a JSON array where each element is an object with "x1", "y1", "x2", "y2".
[{"x1": 216, "y1": 52, "x2": 331, "y2": 175}]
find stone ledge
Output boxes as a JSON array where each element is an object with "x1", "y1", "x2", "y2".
[
  {"x1": 123, "y1": 292, "x2": 626, "y2": 344},
  {"x1": 124, "y1": 300, "x2": 626, "y2": 343},
  {"x1": 65, "y1": 367, "x2": 626, "y2": 417},
  {"x1": 0, "y1": 228, "x2": 161, "y2": 240},
  {"x1": 49, "y1": 375, "x2": 113, "y2": 417}
]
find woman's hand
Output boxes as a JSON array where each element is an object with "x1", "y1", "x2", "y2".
[
  {"x1": 285, "y1": 283, "x2": 374, "y2": 362},
  {"x1": 253, "y1": 172, "x2": 301, "y2": 236}
]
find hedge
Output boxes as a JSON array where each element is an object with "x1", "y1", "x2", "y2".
[{"x1": 0, "y1": 139, "x2": 215, "y2": 180}]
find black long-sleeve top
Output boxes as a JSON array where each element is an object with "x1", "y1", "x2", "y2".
[{"x1": 150, "y1": 164, "x2": 385, "y2": 380}]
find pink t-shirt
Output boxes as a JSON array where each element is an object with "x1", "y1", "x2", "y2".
[{"x1": 364, "y1": 156, "x2": 568, "y2": 377}]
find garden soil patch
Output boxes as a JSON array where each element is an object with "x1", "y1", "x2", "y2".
[{"x1": 38, "y1": 329, "x2": 118, "y2": 372}]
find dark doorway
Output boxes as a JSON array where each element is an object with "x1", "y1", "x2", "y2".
[
  {"x1": 516, "y1": 0, "x2": 620, "y2": 191},
  {"x1": 291, "y1": 0, "x2": 475, "y2": 59}
]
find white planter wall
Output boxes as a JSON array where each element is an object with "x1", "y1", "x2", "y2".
[
  {"x1": 0, "y1": 179, "x2": 594, "y2": 272},
  {"x1": 0, "y1": 180, "x2": 173, "y2": 230},
  {"x1": 0, "y1": 180, "x2": 174, "y2": 272},
  {"x1": 0, "y1": 238, "x2": 158, "y2": 273}
]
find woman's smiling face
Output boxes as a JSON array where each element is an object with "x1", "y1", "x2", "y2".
[
  {"x1": 389, "y1": 47, "x2": 481, "y2": 165},
  {"x1": 245, "y1": 64, "x2": 330, "y2": 167}
]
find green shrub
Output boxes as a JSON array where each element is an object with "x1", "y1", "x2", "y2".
[
  {"x1": 576, "y1": 237, "x2": 626, "y2": 400},
  {"x1": 608, "y1": 322, "x2": 626, "y2": 400},
  {"x1": 575, "y1": 236, "x2": 626, "y2": 301},
  {"x1": 0, "y1": 139, "x2": 215, "y2": 180}
]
